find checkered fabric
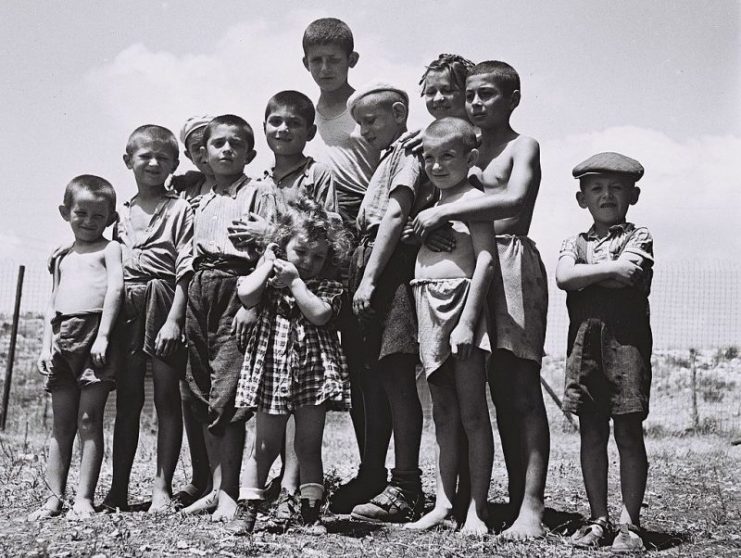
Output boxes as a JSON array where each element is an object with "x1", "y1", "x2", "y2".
[{"x1": 235, "y1": 279, "x2": 351, "y2": 414}]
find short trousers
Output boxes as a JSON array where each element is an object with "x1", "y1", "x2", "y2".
[
  {"x1": 123, "y1": 279, "x2": 187, "y2": 372},
  {"x1": 185, "y1": 267, "x2": 253, "y2": 433},
  {"x1": 411, "y1": 277, "x2": 490, "y2": 377},
  {"x1": 488, "y1": 235, "x2": 548, "y2": 365},
  {"x1": 562, "y1": 318, "x2": 651, "y2": 419},
  {"x1": 46, "y1": 312, "x2": 120, "y2": 392},
  {"x1": 348, "y1": 238, "x2": 418, "y2": 367}
]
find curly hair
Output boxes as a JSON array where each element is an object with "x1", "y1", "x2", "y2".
[
  {"x1": 419, "y1": 53, "x2": 475, "y2": 94},
  {"x1": 267, "y1": 198, "x2": 354, "y2": 272}
]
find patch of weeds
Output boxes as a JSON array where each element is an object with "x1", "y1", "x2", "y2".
[
  {"x1": 714, "y1": 346, "x2": 739, "y2": 364},
  {"x1": 664, "y1": 353, "x2": 691, "y2": 369}
]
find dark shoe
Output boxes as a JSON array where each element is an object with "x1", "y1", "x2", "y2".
[
  {"x1": 299, "y1": 499, "x2": 327, "y2": 535},
  {"x1": 569, "y1": 517, "x2": 612, "y2": 548},
  {"x1": 329, "y1": 469, "x2": 388, "y2": 514},
  {"x1": 225, "y1": 501, "x2": 258, "y2": 535},
  {"x1": 611, "y1": 523, "x2": 645, "y2": 553},
  {"x1": 350, "y1": 484, "x2": 424, "y2": 523},
  {"x1": 274, "y1": 489, "x2": 300, "y2": 523}
]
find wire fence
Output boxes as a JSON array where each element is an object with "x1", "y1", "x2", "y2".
[{"x1": 1, "y1": 258, "x2": 739, "y2": 436}]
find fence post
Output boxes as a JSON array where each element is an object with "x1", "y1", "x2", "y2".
[
  {"x1": 689, "y1": 348, "x2": 699, "y2": 431},
  {"x1": 1, "y1": 265, "x2": 25, "y2": 431}
]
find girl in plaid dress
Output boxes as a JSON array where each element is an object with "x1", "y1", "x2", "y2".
[{"x1": 235, "y1": 199, "x2": 353, "y2": 532}]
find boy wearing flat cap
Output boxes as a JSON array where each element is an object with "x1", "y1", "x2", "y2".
[
  {"x1": 346, "y1": 82, "x2": 435, "y2": 523},
  {"x1": 556, "y1": 152, "x2": 653, "y2": 553}
]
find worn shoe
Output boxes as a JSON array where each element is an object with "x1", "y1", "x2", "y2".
[
  {"x1": 569, "y1": 517, "x2": 612, "y2": 548},
  {"x1": 224, "y1": 501, "x2": 258, "y2": 535},
  {"x1": 329, "y1": 469, "x2": 388, "y2": 514},
  {"x1": 611, "y1": 523, "x2": 645, "y2": 553},
  {"x1": 350, "y1": 484, "x2": 424, "y2": 523},
  {"x1": 274, "y1": 489, "x2": 300, "y2": 523},
  {"x1": 263, "y1": 476, "x2": 283, "y2": 505},
  {"x1": 299, "y1": 499, "x2": 328, "y2": 535}
]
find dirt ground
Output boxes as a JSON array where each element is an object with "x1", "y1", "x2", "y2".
[{"x1": 0, "y1": 405, "x2": 740, "y2": 558}]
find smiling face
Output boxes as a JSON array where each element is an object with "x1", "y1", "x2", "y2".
[
  {"x1": 465, "y1": 73, "x2": 518, "y2": 130},
  {"x1": 61, "y1": 190, "x2": 114, "y2": 244},
  {"x1": 264, "y1": 106, "x2": 315, "y2": 158},
  {"x1": 303, "y1": 44, "x2": 357, "y2": 93},
  {"x1": 423, "y1": 69, "x2": 468, "y2": 121},
  {"x1": 284, "y1": 233, "x2": 330, "y2": 280},
  {"x1": 203, "y1": 124, "x2": 254, "y2": 177},
  {"x1": 422, "y1": 134, "x2": 477, "y2": 191},
  {"x1": 124, "y1": 139, "x2": 178, "y2": 188},
  {"x1": 577, "y1": 173, "x2": 639, "y2": 230}
]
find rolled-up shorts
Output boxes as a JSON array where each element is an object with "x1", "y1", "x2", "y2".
[
  {"x1": 412, "y1": 277, "x2": 490, "y2": 378},
  {"x1": 46, "y1": 312, "x2": 120, "y2": 393},
  {"x1": 563, "y1": 319, "x2": 651, "y2": 419}
]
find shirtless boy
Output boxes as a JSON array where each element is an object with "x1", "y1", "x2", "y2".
[{"x1": 414, "y1": 60, "x2": 550, "y2": 539}]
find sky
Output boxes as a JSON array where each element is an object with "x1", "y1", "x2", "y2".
[{"x1": 0, "y1": 0, "x2": 739, "y2": 347}]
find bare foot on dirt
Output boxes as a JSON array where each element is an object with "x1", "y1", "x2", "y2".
[
  {"x1": 405, "y1": 507, "x2": 452, "y2": 530},
  {"x1": 68, "y1": 500, "x2": 95, "y2": 521},
  {"x1": 182, "y1": 490, "x2": 218, "y2": 515},
  {"x1": 27, "y1": 497, "x2": 63, "y2": 521},
  {"x1": 101, "y1": 490, "x2": 129, "y2": 513},
  {"x1": 498, "y1": 510, "x2": 546, "y2": 540},
  {"x1": 210, "y1": 490, "x2": 238, "y2": 522},
  {"x1": 460, "y1": 515, "x2": 488, "y2": 537},
  {"x1": 148, "y1": 489, "x2": 173, "y2": 514}
]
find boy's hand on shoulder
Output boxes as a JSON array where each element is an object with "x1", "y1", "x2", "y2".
[
  {"x1": 423, "y1": 224, "x2": 455, "y2": 252},
  {"x1": 450, "y1": 323, "x2": 474, "y2": 360},
  {"x1": 46, "y1": 242, "x2": 74, "y2": 273},
  {"x1": 269, "y1": 259, "x2": 300, "y2": 289},
  {"x1": 228, "y1": 213, "x2": 269, "y2": 248},
  {"x1": 400, "y1": 218, "x2": 421, "y2": 246},
  {"x1": 399, "y1": 129, "x2": 423, "y2": 156},
  {"x1": 90, "y1": 336, "x2": 109, "y2": 367},
  {"x1": 231, "y1": 307, "x2": 257, "y2": 350},
  {"x1": 37, "y1": 350, "x2": 52, "y2": 376},
  {"x1": 353, "y1": 279, "x2": 376, "y2": 319},
  {"x1": 155, "y1": 319, "x2": 182, "y2": 358}
]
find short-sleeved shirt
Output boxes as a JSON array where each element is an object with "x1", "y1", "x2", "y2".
[
  {"x1": 559, "y1": 222, "x2": 654, "y2": 294},
  {"x1": 193, "y1": 174, "x2": 278, "y2": 262},
  {"x1": 356, "y1": 139, "x2": 423, "y2": 236},
  {"x1": 116, "y1": 191, "x2": 194, "y2": 284},
  {"x1": 311, "y1": 108, "x2": 380, "y2": 226},
  {"x1": 260, "y1": 157, "x2": 338, "y2": 214}
]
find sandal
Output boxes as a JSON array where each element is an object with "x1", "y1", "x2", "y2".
[
  {"x1": 569, "y1": 517, "x2": 612, "y2": 548},
  {"x1": 611, "y1": 523, "x2": 645, "y2": 553}
]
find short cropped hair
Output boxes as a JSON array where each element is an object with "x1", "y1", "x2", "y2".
[
  {"x1": 125, "y1": 124, "x2": 179, "y2": 159},
  {"x1": 302, "y1": 18, "x2": 354, "y2": 55},
  {"x1": 419, "y1": 53, "x2": 475, "y2": 93},
  {"x1": 202, "y1": 114, "x2": 255, "y2": 151},
  {"x1": 265, "y1": 90, "x2": 316, "y2": 125},
  {"x1": 63, "y1": 175, "x2": 117, "y2": 215},
  {"x1": 424, "y1": 117, "x2": 478, "y2": 152},
  {"x1": 469, "y1": 60, "x2": 520, "y2": 97}
]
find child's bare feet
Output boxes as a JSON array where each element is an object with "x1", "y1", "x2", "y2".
[
  {"x1": 210, "y1": 490, "x2": 238, "y2": 522},
  {"x1": 148, "y1": 489, "x2": 173, "y2": 513},
  {"x1": 459, "y1": 503, "x2": 488, "y2": 537},
  {"x1": 27, "y1": 497, "x2": 63, "y2": 521},
  {"x1": 498, "y1": 506, "x2": 545, "y2": 540},
  {"x1": 404, "y1": 506, "x2": 452, "y2": 531},
  {"x1": 68, "y1": 499, "x2": 96, "y2": 521},
  {"x1": 181, "y1": 489, "x2": 218, "y2": 515}
]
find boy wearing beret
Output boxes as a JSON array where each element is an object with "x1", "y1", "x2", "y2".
[{"x1": 556, "y1": 152, "x2": 653, "y2": 553}]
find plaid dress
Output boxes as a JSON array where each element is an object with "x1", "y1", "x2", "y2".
[{"x1": 235, "y1": 279, "x2": 351, "y2": 414}]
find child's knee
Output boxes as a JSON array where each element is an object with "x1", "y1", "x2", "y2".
[
  {"x1": 77, "y1": 410, "x2": 103, "y2": 436},
  {"x1": 613, "y1": 418, "x2": 646, "y2": 453}
]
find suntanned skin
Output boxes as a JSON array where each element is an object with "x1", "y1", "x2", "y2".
[
  {"x1": 29, "y1": 191, "x2": 123, "y2": 521},
  {"x1": 413, "y1": 71, "x2": 550, "y2": 540},
  {"x1": 104, "y1": 138, "x2": 190, "y2": 514}
]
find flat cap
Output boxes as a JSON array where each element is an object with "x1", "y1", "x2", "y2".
[
  {"x1": 347, "y1": 81, "x2": 409, "y2": 116},
  {"x1": 180, "y1": 114, "x2": 214, "y2": 146},
  {"x1": 572, "y1": 152, "x2": 644, "y2": 182}
]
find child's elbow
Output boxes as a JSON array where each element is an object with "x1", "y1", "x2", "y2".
[{"x1": 308, "y1": 308, "x2": 333, "y2": 326}]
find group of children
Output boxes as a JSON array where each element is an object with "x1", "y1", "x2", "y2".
[{"x1": 30, "y1": 17, "x2": 654, "y2": 553}]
